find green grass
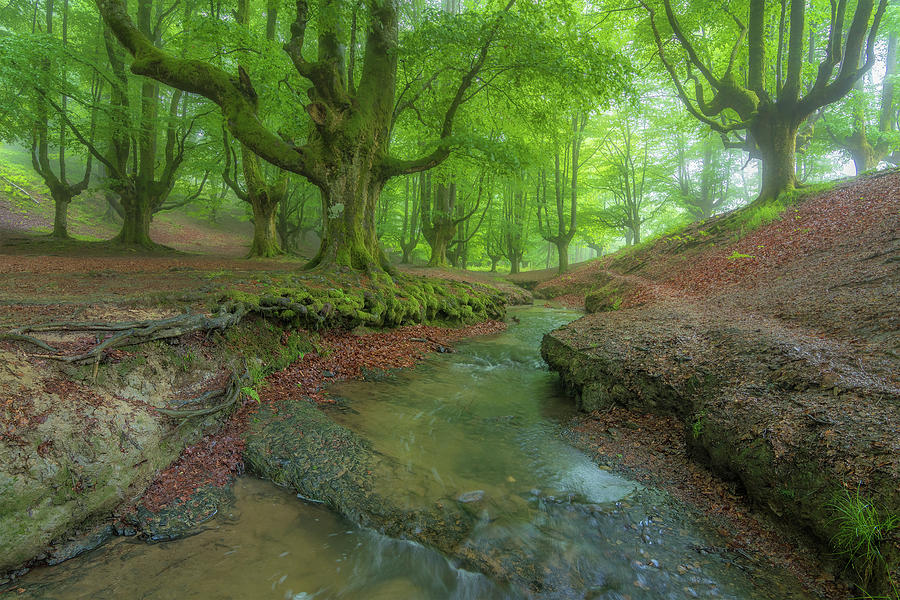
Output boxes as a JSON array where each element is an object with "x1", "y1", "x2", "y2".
[
  {"x1": 828, "y1": 486, "x2": 899, "y2": 598},
  {"x1": 724, "y1": 182, "x2": 836, "y2": 234}
]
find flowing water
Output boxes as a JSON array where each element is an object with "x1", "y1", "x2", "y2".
[{"x1": 16, "y1": 307, "x2": 811, "y2": 599}]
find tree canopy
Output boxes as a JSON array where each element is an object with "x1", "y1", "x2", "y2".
[{"x1": 0, "y1": 0, "x2": 896, "y2": 272}]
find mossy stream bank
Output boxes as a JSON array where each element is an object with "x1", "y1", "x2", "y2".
[{"x1": 0, "y1": 273, "x2": 514, "y2": 584}]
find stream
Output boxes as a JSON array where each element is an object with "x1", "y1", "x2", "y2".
[{"x1": 15, "y1": 307, "x2": 811, "y2": 599}]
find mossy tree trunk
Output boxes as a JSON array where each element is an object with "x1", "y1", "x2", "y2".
[
  {"x1": 306, "y1": 144, "x2": 391, "y2": 270},
  {"x1": 422, "y1": 182, "x2": 457, "y2": 268},
  {"x1": 224, "y1": 141, "x2": 288, "y2": 258},
  {"x1": 96, "y1": 0, "x2": 513, "y2": 273},
  {"x1": 113, "y1": 185, "x2": 155, "y2": 245},
  {"x1": 751, "y1": 110, "x2": 801, "y2": 201}
]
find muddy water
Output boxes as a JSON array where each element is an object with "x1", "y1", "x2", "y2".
[{"x1": 16, "y1": 307, "x2": 811, "y2": 599}]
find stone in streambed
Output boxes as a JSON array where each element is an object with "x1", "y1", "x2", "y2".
[{"x1": 457, "y1": 490, "x2": 485, "y2": 504}]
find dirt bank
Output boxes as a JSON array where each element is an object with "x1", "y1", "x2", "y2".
[{"x1": 540, "y1": 171, "x2": 900, "y2": 597}]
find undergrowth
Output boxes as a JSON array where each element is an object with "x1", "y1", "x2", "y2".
[{"x1": 828, "y1": 486, "x2": 899, "y2": 599}]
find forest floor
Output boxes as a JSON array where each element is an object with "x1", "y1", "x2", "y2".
[{"x1": 539, "y1": 170, "x2": 900, "y2": 599}]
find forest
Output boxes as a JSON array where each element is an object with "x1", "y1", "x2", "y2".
[
  {"x1": 0, "y1": 0, "x2": 895, "y2": 271},
  {"x1": 0, "y1": 0, "x2": 898, "y2": 599}
]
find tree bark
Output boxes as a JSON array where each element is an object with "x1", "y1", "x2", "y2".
[
  {"x1": 114, "y1": 187, "x2": 154, "y2": 245},
  {"x1": 509, "y1": 255, "x2": 520, "y2": 274},
  {"x1": 555, "y1": 239, "x2": 569, "y2": 273},
  {"x1": 250, "y1": 199, "x2": 280, "y2": 257},
  {"x1": 305, "y1": 150, "x2": 390, "y2": 271},
  {"x1": 752, "y1": 110, "x2": 800, "y2": 201},
  {"x1": 51, "y1": 191, "x2": 71, "y2": 239}
]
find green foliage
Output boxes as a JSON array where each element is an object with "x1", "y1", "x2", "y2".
[
  {"x1": 828, "y1": 487, "x2": 899, "y2": 597},
  {"x1": 241, "y1": 385, "x2": 261, "y2": 403},
  {"x1": 690, "y1": 411, "x2": 707, "y2": 440}
]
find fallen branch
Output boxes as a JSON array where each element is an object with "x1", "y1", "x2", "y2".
[
  {"x1": 0, "y1": 175, "x2": 40, "y2": 204},
  {"x1": 0, "y1": 332, "x2": 59, "y2": 353}
]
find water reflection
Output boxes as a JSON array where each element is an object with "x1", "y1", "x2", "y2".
[{"x1": 17, "y1": 478, "x2": 509, "y2": 600}]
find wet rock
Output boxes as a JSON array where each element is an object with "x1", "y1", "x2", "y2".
[
  {"x1": 127, "y1": 484, "x2": 233, "y2": 542},
  {"x1": 457, "y1": 490, "x2": 485, "y2": 504},
  {"x1": 45, "y1": 525, "x2": 114, "y2": 566}
]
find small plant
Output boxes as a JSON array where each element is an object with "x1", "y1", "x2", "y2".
[
  {"x1": 241, "y1": 385, "x2": 261, "y2": 403},
  {"x1": 691, "y1": 410, "x2": 707, "y2": 439},
  {"x1": 828, "y1": 486, "x2": 899, "y2": 596},
  {"x1": 727, "y1": 251, "x2": 756, "y2": 260}
]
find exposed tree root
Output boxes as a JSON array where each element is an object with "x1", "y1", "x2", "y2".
[
  {"x1": 4, "y1": 302, "x2": 249, "y2": 365},
  {"x1": 156, "y1": 370, "x2": 248, "y2": 419},
  {"x1": 0, "y1": 333, "x2": 59, "y2": 353}
]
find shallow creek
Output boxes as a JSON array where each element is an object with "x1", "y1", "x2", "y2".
[{"x1": 17, "y1": 307, "x2": 811, "y2": 599}]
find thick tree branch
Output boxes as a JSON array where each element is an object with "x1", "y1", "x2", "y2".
[
  {"x1": 95, "y1": 0, "x2": 321, "y2": 183},
  {"x1": 798, "y1": 0, "x2": 887, "y2": 115}
]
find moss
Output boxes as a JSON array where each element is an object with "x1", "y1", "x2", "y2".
[{"x1": 585, "y1": 278, "x2": 632, "y2": 313}]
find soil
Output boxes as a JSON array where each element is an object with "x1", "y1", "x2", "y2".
[{"x1": 539, "y1": 170, "x2": 900, "y2": 598}]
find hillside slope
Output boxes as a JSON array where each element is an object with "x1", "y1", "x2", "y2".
[{"x1": 540, "y1": 171, "x2": 899, "y2": 597}]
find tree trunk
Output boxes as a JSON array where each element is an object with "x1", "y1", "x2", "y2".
[
  {"x1": 509, "y1": 255, "x2": 520, "y2": 274},
  {"x1": 850, "y1": 144, "x2": 877, "y2": 175},
  {"x1": 489, "y1": 256, "x2": 499, "y2": 272},
  {"x1": 306, "y1": 155, "x2": 389, "y2": 272},
  {"x1": 846, "y1": 115, "x2": 878, "y2": 174},
  {"x1": 249, "y1": 198, "x2": 280, "y2": 258},
  {"x1": 427, "y1": 228, "x2": 452, "y2": 267},
  {"x1": 556, "y1": 239, "x2": 569, "y2": 275},
  {"x1": 752, "y1": 111, "x2": 800, "y2": 201},
  {"x1": 50, "y1": 191, "x2": 71, "y2": 239},
  {"x1": 114, "y1": 188, "x2": 154, "y2": 246}
]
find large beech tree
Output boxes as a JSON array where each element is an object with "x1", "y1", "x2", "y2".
[
  {"x1": 95, "y1": 0, "x2": 515, "y2": 272},
  {"x1": 642, "y1": 0, "x2": 888, "y2": 201}
]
